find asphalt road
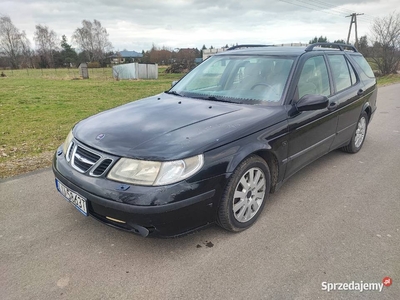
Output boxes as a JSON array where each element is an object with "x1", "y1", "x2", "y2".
[{"x1": 1, "y1": 84, "x2": 399, "y2": 300}]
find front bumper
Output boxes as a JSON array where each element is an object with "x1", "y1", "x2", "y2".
[{"x1": 52, "y1": 148, "x2": 227, "y2": 237}]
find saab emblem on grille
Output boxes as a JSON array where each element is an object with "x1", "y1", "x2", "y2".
[
  {"x1": 75, "y1": 153, "x2": 95, "y2": 165},
  {"x1": 96, "y1": 133, "x2": 105, "y2": 140}
]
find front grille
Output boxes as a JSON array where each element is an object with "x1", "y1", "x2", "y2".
[
  {"x1": 66, "y1": 141, "x2": 74, "y2": 162},
  {"x1": 74, "y1": 155, "x2": 94, "y2": 172},
  {"x1": 76, "y1": 146, "x2": 101, "y2": 162},
  {"x1": 92, "y1": 159, "x2": 112, "y2": 176},
  {"x1": 70, "y1": 144, "x2": 100, "y2": 173},
  {"x1": 64, "y1": 140, "x2": 115, "y2": 176}
]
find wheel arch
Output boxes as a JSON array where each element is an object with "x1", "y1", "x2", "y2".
[
  {"x1": 226, "y1": 143, "x2": 280, "y2": 193},
  {"x1": 363, "y1": 102, "x2": 371, "y2": 123},
  {"x1": 254, "y1": 150, "x2": 280, "y2": 193}
]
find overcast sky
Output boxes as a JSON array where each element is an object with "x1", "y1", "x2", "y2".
[{"x1": 1, "y1": 0, "x2": 397, "y2": 52}]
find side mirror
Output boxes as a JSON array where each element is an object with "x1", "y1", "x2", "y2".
[
  {"x1": 296, "y1": 94, "x2": 329, "y2": 112},
  {"x1": 171, "y1": 80, "x2": 178, "y2": 87}
]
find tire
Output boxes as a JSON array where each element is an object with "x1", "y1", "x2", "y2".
[
  {"x1": 217, "y1": 155, "x2": 271, "y2": 232},
  {"x1": 341, "y1": 111, "x2": 369, "y2": 153}
]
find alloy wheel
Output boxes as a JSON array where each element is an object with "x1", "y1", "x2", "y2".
[
  {"x1": 232, "y1": 167, "x2": 266, "y2": 223},
  {"x1": 355, "y1": 117, "x2": 367, "y2": 148}
]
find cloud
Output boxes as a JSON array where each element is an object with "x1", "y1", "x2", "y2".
[{"x1": 1, "y1": 0, "x2": 397, "y2": 51}]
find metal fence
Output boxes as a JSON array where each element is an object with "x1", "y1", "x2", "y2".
[
  {"x1": 0, "y1": 67, "x2": 116, "y2": 80},
  {"x1": 0, "y1": 65, "x2": 158, "y2": 81},
  {"x1": 112, "y1": 63, "x2": 158, "y2": 80}
]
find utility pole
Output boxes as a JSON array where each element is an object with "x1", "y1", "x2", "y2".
[{"x1": 346, "y1": 13, "x2": 364, "y2": 48}]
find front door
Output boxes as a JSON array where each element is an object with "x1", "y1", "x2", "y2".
[{"x1": 285, "y1": 54, "x2": 338, "y2": 179}]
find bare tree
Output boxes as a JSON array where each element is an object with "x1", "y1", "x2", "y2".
[
  {"x1": 21, "y1": 38, "x2": 34, "y2": 68},
  {"x1": 147, "y1": 44, "x2": 175, "y2": 65},
  {"x1": 0, "y1": 15, "x2": 30, "y2": 69},
  {"x1": 34, "y1": 24, "x2": 58, "y2": 68},
  {"x1": 369, "y1": 12, "x2": 400, "y2": 75},
  {"x1": 72, "y1": 19, "x2": 112, "y2": 63}
]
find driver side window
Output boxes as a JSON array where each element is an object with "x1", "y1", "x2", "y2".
[{"x1": 297, "y1": 56, "x2": 330, "y2": 99}]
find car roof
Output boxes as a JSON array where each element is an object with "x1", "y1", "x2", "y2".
[
  {"x1": 217, "y1": 46, "x2": 307, "y2": 57},
  {"x1": 216, "y1": 44, "x2": 360, "y2": 57}
]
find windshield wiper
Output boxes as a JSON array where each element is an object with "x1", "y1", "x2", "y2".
[
  {"x1": 165, "y1": 90, "x2": 183, "y2": 97},
  {"x1": 201, "y1": 96, "x2": 240, "y2": 104}
]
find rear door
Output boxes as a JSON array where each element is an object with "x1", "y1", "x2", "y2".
[{"x1": 326, "y1": 53, "x2": 367, "y2": 149}]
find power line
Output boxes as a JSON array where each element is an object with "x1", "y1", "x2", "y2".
[
  {"x1": 277, "y1": 0, "x2": 374, "y2": 23},
  {"x1": 277, "y1": 0, "x2": 344, "y2": 17},
  {"x1": 276, "y1": 0, "x2": 372, "y2": 43},
  {"x1": 308, "y1": 0, "x2": 361, "y2": 15},
  {"x1": 299, "y1": 0, "x2": 350, "y2": 15},
  {"x1": 308, "y1": 0, "x2": 374, "y2": 21}
]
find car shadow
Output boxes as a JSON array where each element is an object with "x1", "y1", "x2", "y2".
[{"x1": 75, "y1": 149, "x2": 351, "y2": 253}]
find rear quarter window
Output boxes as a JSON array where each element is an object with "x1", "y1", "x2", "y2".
[{"x1": 351, "y1": 55, "x2": 375, "y2": 78}]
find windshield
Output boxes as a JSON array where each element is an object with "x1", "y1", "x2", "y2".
[{"x1": 169, "y1": 55, "x2": 295, "y2": 105}]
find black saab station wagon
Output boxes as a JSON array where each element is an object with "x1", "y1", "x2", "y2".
[{"x1": 53, "y1": 43, "x2": 377, "y2": 237}]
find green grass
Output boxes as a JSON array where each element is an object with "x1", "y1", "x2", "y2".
[
  {"x1": 0, "y1": 67, "x2": 183, "y2": 177},
  {"x1": 1, "y1": 66, "x2": 399, "y2": 178},
  {"x1": 376, "y1": 74, "x2": 400, "y2": 86},
  {"x1": 366, "y1": 58, "x2": 400, "y2": 85}
]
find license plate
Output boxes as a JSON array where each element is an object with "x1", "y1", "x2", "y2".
[{"x1": 55, "y1": 179, "x2": 88, "y2": 216}]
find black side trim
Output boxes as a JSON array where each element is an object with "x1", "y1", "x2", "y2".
[
  {"x1": 336, "y1": 122, "x2": 357, "y2": 135},
  {"x1": 283, "y1": 134, "x2": 335, "y2": 163}
]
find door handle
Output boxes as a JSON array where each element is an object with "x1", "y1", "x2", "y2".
[
  {"x1": 327, "y1": 102, "x2": 338, "y2": 111},
  {"x1": 357, "y1": 89, "x2": 364, "y2": 96}
]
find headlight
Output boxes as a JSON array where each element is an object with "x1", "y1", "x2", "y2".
[
  {"x1": 107, "y1": 154, "x2": 204, "y2": 186},
  {"x1": 107, "y1": 159, "x2": 161, "y2": 185},
  {"x1": 62, "y1": 130, "x2": 74, "y2": 155}
]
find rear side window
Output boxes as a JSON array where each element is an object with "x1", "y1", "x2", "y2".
[
  {"x1": 328, "y1": 55, "x2": 353, "y2": 92},
  {"x1": 351, "y1": 55, "x2": 375, "y2": 78}
]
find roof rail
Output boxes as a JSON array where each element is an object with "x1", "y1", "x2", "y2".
[
  {"x1": 305, "y1": 43, "x2": 358, "y2": 52},
  {"x1": 227, "y1": 44, "x2": 272, "y2": 51}
]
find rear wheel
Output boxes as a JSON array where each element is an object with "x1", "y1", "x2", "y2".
[
  {"x1": 217, "y1": 155, "x2": 271, "y2": 232},
  {"x1": 341, "y1": 111, "x2": 369, "y2": 153}
]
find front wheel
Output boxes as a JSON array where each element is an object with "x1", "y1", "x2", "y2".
[
  {"x1": 341, "y1": 111, "x2": 369, "y2": 153},
  {"x1": 217, "y1": 155, "x2": 271, "y2": 232}
]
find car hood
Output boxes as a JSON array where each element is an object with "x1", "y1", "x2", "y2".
[{"x1": 74, "y1": 93, "x2": 286, "y2": 160}]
